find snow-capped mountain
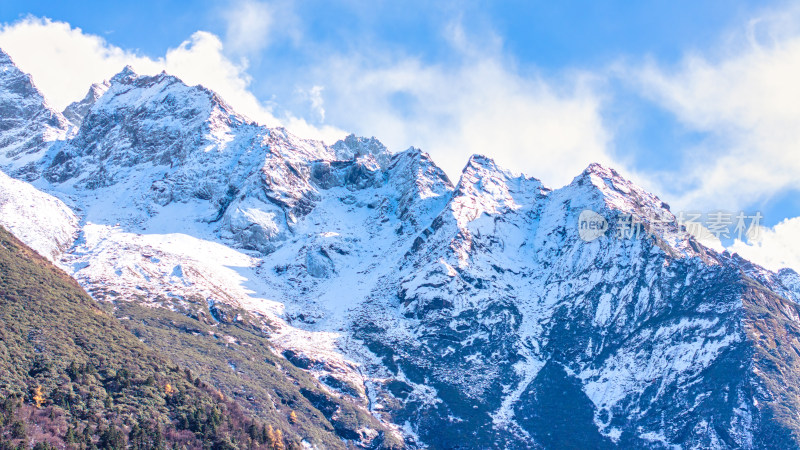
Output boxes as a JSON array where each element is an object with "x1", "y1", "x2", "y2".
[{"x1": 2, "y1": 47, "x2": 800, "y2": 448}]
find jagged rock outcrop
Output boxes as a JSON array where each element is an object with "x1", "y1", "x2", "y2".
[
  {"x1": 62, "y1": 81, "x2": 109, "y2": 128},
  {"x1": 333, "y1": 134, "x2": 392, "y2": 168}
]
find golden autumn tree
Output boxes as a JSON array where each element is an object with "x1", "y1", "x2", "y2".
[
  {"x1": 32, "y1": 385, "x2": 45, "y2": 408},
  {"x1": 272, "y1": 428, "x2": 285, "y2": 450},
  {"x1": 164, "y1": 383, "x2": 177, "y2": 395}
]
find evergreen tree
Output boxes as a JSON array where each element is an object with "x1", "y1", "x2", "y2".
[{"x1": 99, "y1": 424, "x2": 127, "y2": 449}]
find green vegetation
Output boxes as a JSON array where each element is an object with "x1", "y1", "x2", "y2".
[
  {"x1": 111, "y1": 294, "x2": 399, "y2": 448},
  {"x1": 0, "y1": 225, "x2": 301, "y2": 448}
]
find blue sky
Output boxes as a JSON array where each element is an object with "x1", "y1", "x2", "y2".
[
  {"x1": 1, "y1": 0, "x2": 800, "y2": 269},
  {"x1": 0, "y1": 1, "x2": 770, "y2": 65}
]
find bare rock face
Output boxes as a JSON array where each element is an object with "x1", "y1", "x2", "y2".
[
  {"x1": 333, "y1": 134, "x2": 391, "y2": 168},
  {"x1": 306, "y1": 248, "x2": 336, "y2": 278}
]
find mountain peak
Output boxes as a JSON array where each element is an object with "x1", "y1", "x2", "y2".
[
  {"x1": 332, "y1": 134, "x2": 390, "y2": 167},
  {"x1": 457, "y1": 154, "x2": 541, "y2": 191},
  {"x1": 43, "y1": 66, "x2": 253, "y2": 187},
  {"x1": 459, "y1": 154, "x2": 509, "y2": 182},
  {"x1": 570, "y1": 161, "x2": 642, "y2": 196},
  {"x1": 553, "y1": 161, "x2": 712, "y2": 258},
  {"x1": 110, "y1": 65, "x2": 137, "y2": 84},
  {"x1": 63, "y1": 81, "x2": 110, "y2": 127},
  {"x1": 443, "y1": 154, "x2": 545, "y2": 230},
  {"x1": 576, "y1": 162, "x2": 628, "y2": 185},
  {"x1": 583, "y1": 161, "x2": 614, "y2": 174},
  {"x1": 464, "y1": 153, "x2": 497, "y2": 170}
]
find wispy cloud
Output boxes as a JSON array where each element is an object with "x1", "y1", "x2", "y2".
[
  {"x1": 729, "y1": 217, "x2": 800, "y2": 273},
  {"x1": 632, "y1": 5, "x2": 800, "y2": 212},
  {"x1": 221, "y1": 0, "x2": 299, "y2": 56},
  {"x1": 299, "y1": 18, "x2": 614, "y2": 187},
  {"x1": 223, "y1": 0, "x2": 274, "y2": 55}
]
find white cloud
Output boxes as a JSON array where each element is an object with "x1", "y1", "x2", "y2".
[
  {"x1": 222, "y1": 0, "x2": 273, "y2": 55},
  {"x1": 310, "y1": 37, "x2": 613, "y2": 186},
  {"x1": 165, "y1": 31, "x2": 278, "y2": 125},
  {"x1": 615, "y1": 5, "x2": 800, "y2": 275},
  {"x1": 0, "y1": 17, "x2": 343, "y2": 143},
  {"x1": 729, "y1": 217, "x2": 800, "y2": 273},
  {"x1": 221, "y1": 0, "x2": 300, "y2": 56},
  {"x1": 306, "y1": 85, "x2": 326, "y2": 121},
  {"x1": 0, "y1": 17, "x2": 162, "y2": 109},
  {"x1": 634, "y1": 6, "x2": 800, "y2": 212}
]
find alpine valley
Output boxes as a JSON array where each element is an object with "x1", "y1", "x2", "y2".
[{"x1": 1, "y1": 47, "x2": 800, "y2": 449}]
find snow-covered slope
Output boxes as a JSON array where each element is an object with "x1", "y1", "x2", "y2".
[
  {"x1": 0, "y1": 170, "x2": 77, "y2": 262},
  {"x1": 3, "y1": 51, "x2": 800, "y2": 448}
]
